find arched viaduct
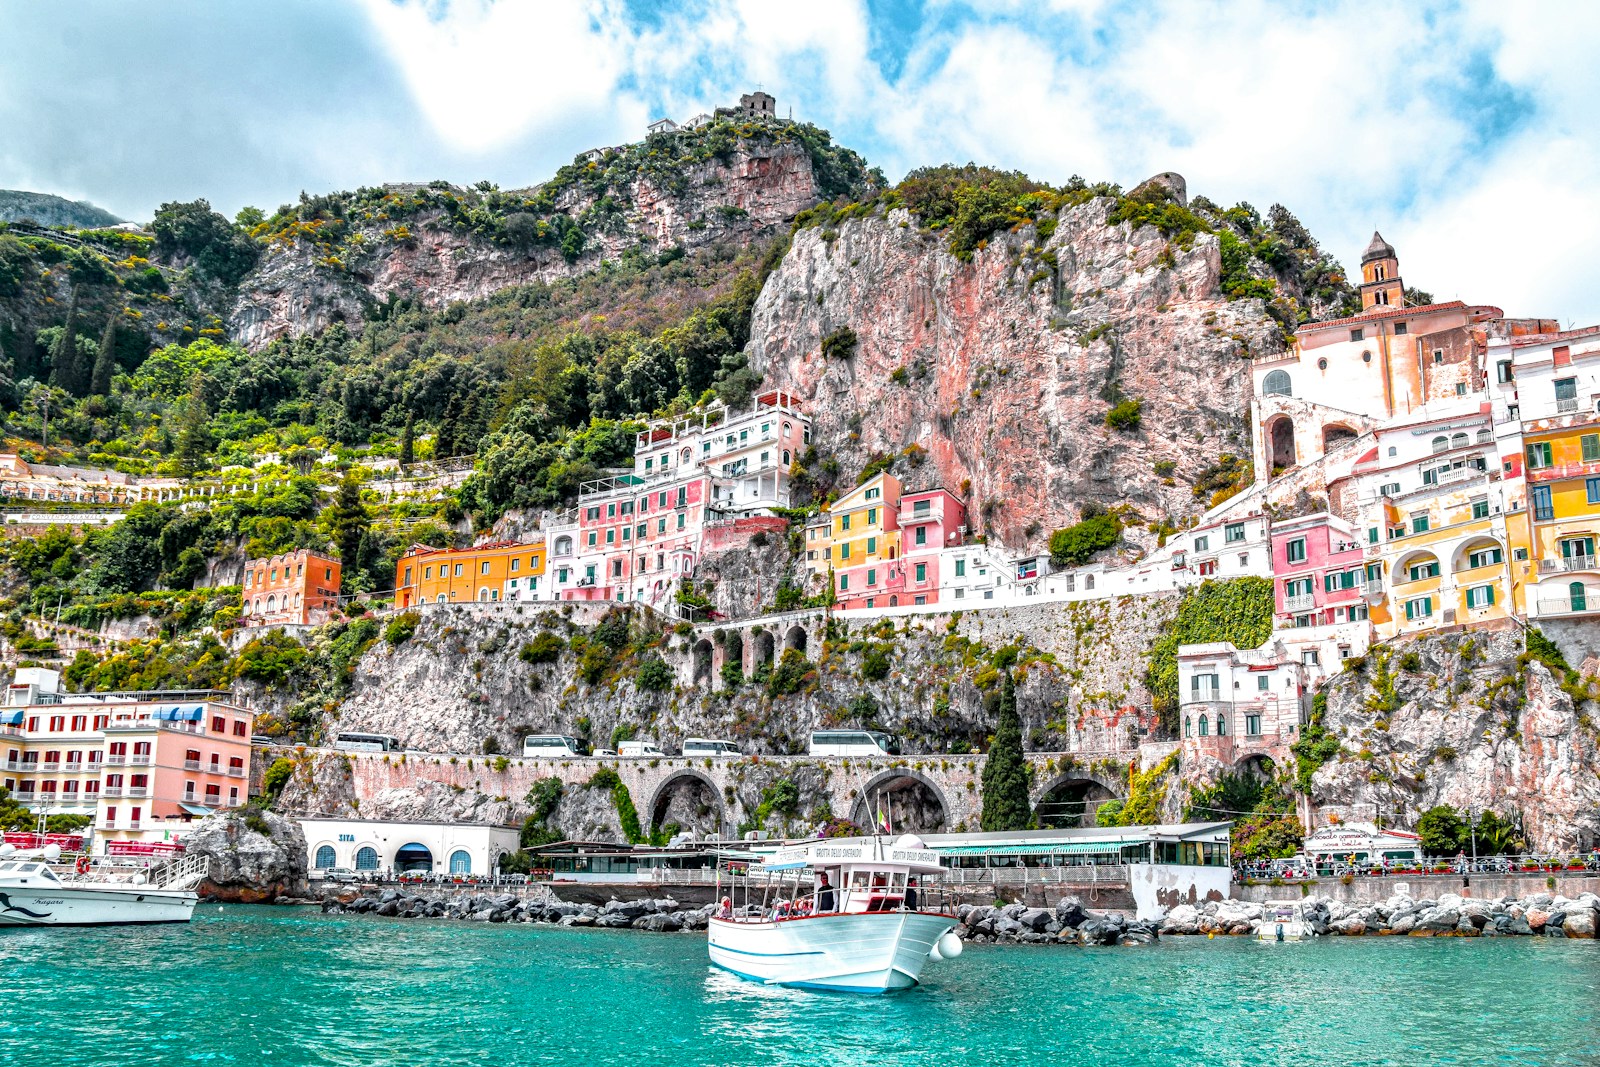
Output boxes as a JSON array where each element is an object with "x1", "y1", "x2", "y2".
[{"x1": 302, "y1": 747, "x2": 1148, "y2": 839}]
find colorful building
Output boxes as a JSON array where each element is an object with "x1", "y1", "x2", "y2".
[
  {"x1": 241, "y1": 549, "x2": 342, "y2": 627},
  {"x1": 0, "y1": 670, "x2": 255, "y2": 853},
  {"x1": 1493, "y1": 326, "x2": 1600, "y2": 623},
  {"x1": 395, "y1": 539, "x2": 547, "y2": 608},
  {"x1": 1269, "y1": 512, "x2": 1368, "y2": 629},
  {"x1": 801, "y1": 474, "x2": 970, "y2": 610}
]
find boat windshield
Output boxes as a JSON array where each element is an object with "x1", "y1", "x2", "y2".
[{"x1": 715, "y1": 839, "x2": 953, "y2": 923}]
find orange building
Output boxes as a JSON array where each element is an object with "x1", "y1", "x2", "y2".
[
  {"x1": 395, "y1": 539, "x2": 547, "y2": 607},
  {"x1": 241, "y1": 550, "x2": 342, "y2": 627}
]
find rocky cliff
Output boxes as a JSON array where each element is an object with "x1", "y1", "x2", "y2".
[
  {"x1": 1309, "y1": 629, "x2": 1600, "y2": 851},
  {"x1": 230, "y1": 124, "x2": 871, "y2": 349},
  {"x1": 185, "y1": 808, "x2": 310, "y2": 902},
  {"x1": 745, "y1": 196, "x2": 1280, "y2": 553}
]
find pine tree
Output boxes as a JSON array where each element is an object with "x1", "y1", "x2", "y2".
[
  {"x1": 980, "y1": 671, "x2": 1032, "y2": 831},
  {"x1": 48, "y1": 293, "x2": 81, "y2": 394},
  {"x1": 175, "y1": 374, "x2": 214, "y2": 475},
  {"x1": 90, "y1": 313, "x2": 119, "y2": 395},
  {"x1": 399, "y1": 410, "x2": 415, "y2": 466},
  {"x1": 329, "y1": 472, "x2": 369, "y2": 593}
]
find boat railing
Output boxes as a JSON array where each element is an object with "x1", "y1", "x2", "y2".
[
  {"x1": 151, "y1": 852, "x2": 211, "y2": 890},
  {"x1": 943, "y1": 864, "x2": 1132, "y2": 887}
]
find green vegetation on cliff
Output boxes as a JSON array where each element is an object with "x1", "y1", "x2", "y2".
[{"x1": 1144, "y1": 578, "x2": 1275, "y2": 733}]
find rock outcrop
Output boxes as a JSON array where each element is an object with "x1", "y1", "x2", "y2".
[
  {"x1": 186, "y1": 809, "x2": 310, "y2": 903},
  {"x1": 1309, "y1": 629, "x2": 1600, "y2": 851},
  {"x1": 1163, "y1": 891, "x2": 1600, "y2": 939},
  {"x1": 746, "y1": 197, "x2": 1280, "y2": 553}
]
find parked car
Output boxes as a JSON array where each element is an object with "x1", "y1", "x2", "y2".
[{"x1": 321, "y1": 867, "x2": 360, "y2": 883}]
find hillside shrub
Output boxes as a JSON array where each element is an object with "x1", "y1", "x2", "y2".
[
  {"x1": 383, "y1": 611, "x2": 420, "y2": 646},
  {"x1": 519, "y1": 632, "x2": 564, "y2": 664},
  {"x1": 1048, "y1": 508, "x2": 1122, "y2": 568},
  {"x1": 1104, "y1": 397, "x2": 1143, "y2": 431},
  {"x1": 821, "y1": 326, "x2": 858, "y2": 359},
  {"x1": 636, "y1": 654, "x2": 672, "y2": 692},
  {"x1": 1145, "y1": 578, "x2": 1274, "y2": 732}
]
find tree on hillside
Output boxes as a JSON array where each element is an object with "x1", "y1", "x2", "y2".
[
  {"x1": 47, "y1": 291, "x2": 83, "y2": 395},
  {"x1": 91, "y1": 313, "x2": 119, "y2": 395},
  {"x1": 175, "y1": 374, "x2": 214, "y2": 476},
  {"x1": 151, "y1": 199, "x2": 260, "y2": 286},
  {"x1": 1417, "y1": 805, "x2": 1465, "y2": 855},
  {"x1": 436, "y1": 392, "x2": 463, "y2": 459},
  {"x1": 399, "y1": 410, "x2": 415, "y2": 466},
  {"x1": 980, "y1": 671, "x2": 1032, "y2": 831},
  {"x1": 329, "y1": 473, "x2": 369, "y2": 593}
]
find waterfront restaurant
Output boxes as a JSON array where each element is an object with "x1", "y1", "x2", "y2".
[
  {"x1": 1301, "y1": 822, "x2": 1423, "y2": 869},
  {"x1": 528, "y1": 840, "x2": 723, "y2": 882}
]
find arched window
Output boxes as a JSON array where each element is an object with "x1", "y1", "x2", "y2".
[
  {"x1": 1451, "y1": 432, "x2": 1469, "y2": 449},
  {"x1": 354, "y1": 846, "x2": 379, "y2": 871},
  {"x1": 314, "y1": 845, "x2": 336, "y2": 868},
  {"x1": 783, "y1": 450, "x2": 791, "y2": 465},
  {"x1": 478, "y1": 588, "x2": 491, "y2": 602},
  {"x1": 1571, "y1": 582, "x2": 1588, "y2": 612},
  {"x1": 265, "y1": 595, "x2": 277, "y2": 612},
  {"x1": 1184, "y1": 717, "x2": 1192, "y2": 738},
  {"x1": 1431, "y1": 436, "x2": 1449, "y2": 454},
  {"x1": 1198, "y1": 715, "x2": 1210, "y2": 737},
  {"x1": 449, "y1": 850, "x2": 472, "y2": 874},
  {"x1": 1216, "y1": 714, "x2": 1227, "y2": 737},
  {"x1": 1262, "y1": 370, "x2": 1292, "y2": 396},
  {"x1": 1476, "y1": 429, "x2": 1492, "y2": 443},
  {"x1": 436, "y1": 594, "x2": 446, "y2": 604}
]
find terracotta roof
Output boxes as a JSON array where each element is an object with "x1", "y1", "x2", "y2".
[{"x1": 1296, "y1": 300, "x2": 1477, "y2": 335}]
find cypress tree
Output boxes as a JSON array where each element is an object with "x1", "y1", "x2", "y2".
[
  {"x1": 90, "y1": 313, "x2": 119, "y2": 395},
  {"x1": 48, "y1": 292, "x2": 81, "y2": 394},
  {"x1": 436, "y1": 393, "x2": 462, "y2": 458},
  {"x1": 399, "y1": 410, "x2": 415, "y2": 466},
  {"x1": 175, "y1": 374, "x2": 214, "y2": 475},
  {"x1": 980, "y1": 671, "x2": 1032, "y2": 831},
  {"x1": 329, "y1": 473, "x2": 369, "y2": 593}
]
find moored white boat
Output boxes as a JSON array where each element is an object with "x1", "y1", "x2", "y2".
[
  {"x1": 707, "y1": 834, "x2": 962, "y2": 994},
  {"x1": 0, "y1": 848, "x2": 205, "y2": 927},
  {"x1": 1257, "y1": 902, "x2": 1311, "y2": 942}
]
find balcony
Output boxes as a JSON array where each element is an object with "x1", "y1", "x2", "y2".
[
  {"x1": 203, "y1": 796, "x2": 223, "y2": 808},
  {"x1": 2, "y1": 760, "x2": 20, "y2": 772},
  {"x1": 102, "y1": 786, "x2": 123, "y2": 797},
  {"x1": 130, "y1": 754, "x2": 152, "y2": 765},
  {"x1": 183, "y1": 759, "x2": 201, "y2": 770},
  {"x1": 126, "y1": 787, "x2": 148, "y2": 798},
  {"x1": 40, "y1": 761, "x2": 60, "y2": 772},
  {"x1": 1284, "y1": 593, "x2": 1317, "y2": 612},
  {"x1": 1536, "y1": 597, "x2": 1597, "y2": 618},
  {"x1": 227, "y1": 767, "x2": 246, "y2": 777},
  {"x1": 1364, "y1": 580, "x2": 1385, "y2": 596},
  {"x1": 1185, "y1": 687, "x2": 1222, "y2": 705},
  {"x1": 1557, "y1": 397, "x2": 1580, "y2": 414},
  {"x1": 104, "y1": 754, "x2": 125, "y2": 765},
  {"x1": 126, "y1": 820, "x2": 142, "y2": 831},
  {"x1": 227, "y1": 797, "x2": 244, "y2": 808},
  {"x1": 1558, "y1": 555, "x2": 1598, "y2": 573}
]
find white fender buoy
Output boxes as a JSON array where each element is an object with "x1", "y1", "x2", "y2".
[
  {"x1": 928, "y1": 942, "x2": 943, "y2": 961},
  {"x1": 938, "y1": 931, "x2": 963, "y2": 959}
]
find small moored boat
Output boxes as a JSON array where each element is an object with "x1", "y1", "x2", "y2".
[
  {"x1": 707, "y1": 834, "x2": 962, "y2": 994},
  {"x1": 1258, "y1": 902, "x2": 1310, "y2": 942},
  {"x1": 0, "y1": 847, "x2": 206, "y2": 927}
]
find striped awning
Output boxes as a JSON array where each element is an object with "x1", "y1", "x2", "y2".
[{"x1": 936, "y1": 840, "x2": 1140, "y2": 857}]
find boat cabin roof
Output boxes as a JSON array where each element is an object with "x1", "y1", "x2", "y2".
[
  {"x1": 761, "y1": 836, "x2": 946, "y2": 876},
  {"x1": 0, "y1": 861, "x2": 60, "y2": 883}
]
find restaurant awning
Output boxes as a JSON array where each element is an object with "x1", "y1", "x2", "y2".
[
  {"x1": 0, "y1": 709, "x2": 24, "y2": 725},
  {"x1": 936, "y1": 840, "x2": 1140, "y2": 857}
]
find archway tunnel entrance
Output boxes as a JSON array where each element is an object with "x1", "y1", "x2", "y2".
[
  {"x1": 849, "y1": 772, "x2": 948, "y2": 834},
  {"x1": 1268, "y1": 417, "x2": 1297, "y2": 474},
  {"x1": 394, "y1": 843, "x2": 434, "y2": 873},
  {"x1": 649, "y1": 771, "x2": 726, "y2": 840},
  {"x1": 1035, "y1": 776, "x2": 1118, "y2": 828}
]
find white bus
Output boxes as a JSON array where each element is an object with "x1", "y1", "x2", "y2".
[
  {"x1": 682, "y1": 738, "x2": 741, "y2": 758},
  {"x1": 807, "y1": 730, "x2": 899, "y2": 757},
  {"x1": 523, "y1": 735, "x2": 584, "y2": 758},
  {"x1": 333, "y1": 732, "x2": 401, "y2": 753},
  {"x1": 618, "y1": 740, "x2": 666, "y2": 758}
]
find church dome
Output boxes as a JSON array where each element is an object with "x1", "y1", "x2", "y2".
[{"x1": 1361, "y1": 230, "x2": 1396, "y2": 263}]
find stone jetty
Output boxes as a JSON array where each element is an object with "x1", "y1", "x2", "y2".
[
  {"x1": 1160, "y1": 891, "x2": 1600, "y2": 938},
  {"x1": 324, "y1": 888, "x2": 715, "y2": 931}
]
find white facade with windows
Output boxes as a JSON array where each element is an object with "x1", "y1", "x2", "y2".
[
  {"x1": 300, "y1": 818, "x2": 520, "y2": 877},
  {"x1": 1176, "y1": 640, "x2": 1308, "y2": 741}
]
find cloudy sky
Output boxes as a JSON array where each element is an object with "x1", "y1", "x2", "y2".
[{"x1": 3, "y1": 0, "x2": 1596, "y2": 324}]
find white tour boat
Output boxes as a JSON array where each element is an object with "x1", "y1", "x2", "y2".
[
  {"x1": 1258, "y1": 902, "x2": 1311, "y2": 942},
  {"x1": 707, "y1": 834, "x2": 963, "y2": 994},
  {"x1": 0, "y1": 846, "x2": 206, "y2": 927}
]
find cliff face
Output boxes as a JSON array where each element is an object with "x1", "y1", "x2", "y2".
[
  {"x1": 229, "y1": 140, "x2": 833, "y2": 350},
  {"x1": 745, "y1": 199, "x2": 1279, "y2": 553},
  {"x1": 1312, "y1": 629, "x2": 1600, "y2": 852}
]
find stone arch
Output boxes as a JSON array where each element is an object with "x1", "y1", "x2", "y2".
[
  {"x1": 783, "y1": 625, "x2": 808, "y2": 655},
  {"x1": 648, "y1": 769, "x2": 726, "y2": 838},
  {"x1": 751, "y1": 628, "x2": 775, "y2": 674},
  {"x1": 1322, "y1": 423, "x2": 1359, "y2": 451},
  {"x1": 1033, "y1": 772, "x2": 1117, "y2": 828},
  {"x1": 721, "y1": 630, "x2": 744, "y2": 683},
  {"x1": 692, "y1": 639, "x2": 714, "y2": 686},
  {"x1": 848, "y1": 768, "x2": 949, "y2": 834},
  {"x1": 1394, "y1": 548, "x2": 1441, "y2": 584},
  {"x1": 1267, "y1": 415, "x2": 1296, "y2": 473},
  {"x1": 1234, "y1": 753, "x2": 1277, "y2": 781},
  {"x1": 1451, "y1": 535, "x2": 1505, "y2": 573}
]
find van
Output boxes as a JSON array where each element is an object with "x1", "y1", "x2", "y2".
[
  {"x1": 617, "y1": 740, "x2": 666, "y2": 758},
  {"x1": 523, "y1": 735, "x2": 583, "y2": 758}
]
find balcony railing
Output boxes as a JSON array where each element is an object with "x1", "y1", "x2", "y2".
[
  {"x1": 104, "y1": 754, "x2": 125, "y2": 765},
  {"x1": 1284, "y1": 593, "x2": 1317, "y2": 612},
  {"x1": 227, "y1": 767, "x2": 245, "y2": 777},
  {"x1": 203, "y1": 796, "x2": 223, "y2": 808},
  {"x1": 129, "y1": 754, "x2": 152, "y2": 765},
  {"x1": 1186, "y1": 687, "x2": 1222, "y2": 704},
  {"x1": 126, "y1": 820, "x2": 142, "y2": 831},
  {"x1": 102, "y1": 786, "x2": 123, "y2": 797},
  {"x1": 1557, "y1": 396, "x2": 1580, "y2": 414},
  {"x1": 3, "y1": 760, "x2": 21, "y2": 772},
  {"x1": 1364, "y1": 580, "x2": 1385, "y2": 595},
  {"x1": 1560, "y1": 555, "x2": 1597, "y2": 572},
  {"x1": 40, "y1": 761, "x2": 60, "y2": 772},
  {"x1": 183, "y1": 759, "x2": 201, "y2": 770},
  {"x1": 126, "y1": 787, "x2": 148, "y2": 798},
  {"x1": 1536, "y1": 597, "x2": 1596, "y2": 618}
]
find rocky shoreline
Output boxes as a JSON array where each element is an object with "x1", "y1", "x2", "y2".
[{"x1": 323, "y1": 886, "x2": 1600, "y2": 944}]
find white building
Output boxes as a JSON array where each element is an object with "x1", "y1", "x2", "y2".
[
  {"x1": 1176, "y1": 640, "x2": 1308, "y2": 742},
  {"x1": 299, "y1": 818, "x2": 521, "y2": 877}
]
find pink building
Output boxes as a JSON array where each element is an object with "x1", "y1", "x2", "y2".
[
  {"x1": 1, "y1": 670, "x2": 255, "y2": 853},
  {"x1": 1271, "y1": 512, "x2": 1370, "y2": 627},
  {"x1": 561, "y1": 474, "x2": 711, "y2": 604},
  {"x1": 895, "y1": 488, "x2": 967, "y2": 607}
]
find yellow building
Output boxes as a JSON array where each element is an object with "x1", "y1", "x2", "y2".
[
  {"x1": 803, "y1": 473, "x2": 904, "y2": 609},
  {"x1": 395, "y1": 539, "x2": 547, "y2": 608},
  {"x1": 1495, "y1": 328, "x2": 1600, "y2": 622}
]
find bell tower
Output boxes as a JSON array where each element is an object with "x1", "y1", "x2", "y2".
[{"x1": 1359, "y1": 231, "x2": 1404, "y2": 310}]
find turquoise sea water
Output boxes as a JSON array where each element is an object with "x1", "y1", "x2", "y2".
[{"x1": 4, "y1": 907, "x2": 1598, "y2": 1067}]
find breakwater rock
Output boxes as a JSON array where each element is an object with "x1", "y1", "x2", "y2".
[
  {"x1": 954, "y1": 898, "x2": 1160, "y2": 946},
  {"x1": 324, "y1": 888, "x2": 715, "y2": 931},
  {"x1": 1160, "y1": 891, "x2": 1600, "y2": 938},
  {"x1": 188, "y1": 810, "x2": 309, "y2": 904}
]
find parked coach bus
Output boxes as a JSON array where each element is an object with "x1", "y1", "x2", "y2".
[
  {"x1": 333, "y1": 732, "x2": 401, "y2": 752},
  {"x1": 523, "y1": 735, "x2": 584, "y2": 758},
  {"x1": 807, "y1": 730, "x2": 899, "y2": 757},
  {"x1": 682, "y1": 738, "x2": 741, "y2": 758}
]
